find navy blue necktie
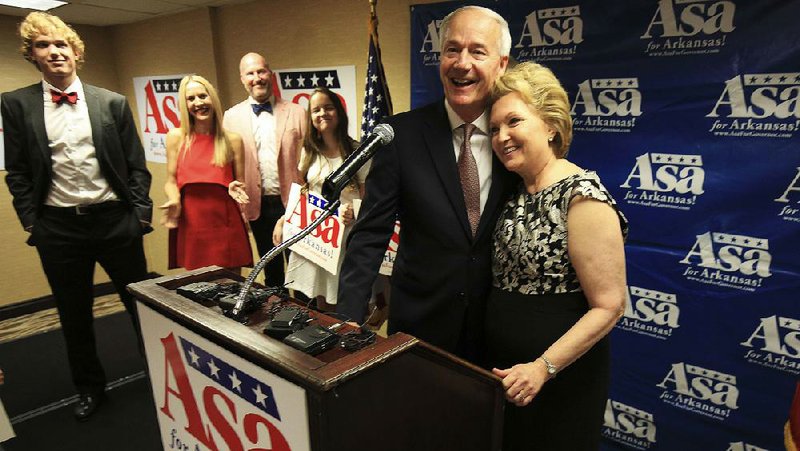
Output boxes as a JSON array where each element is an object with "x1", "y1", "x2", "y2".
[{"x1": 252, "y1": 102, "x2": 272, "y2": 115}]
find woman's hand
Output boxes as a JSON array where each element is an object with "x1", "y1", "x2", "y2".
[
  {"x1": 228, "y1": 181, "x2": 249, "y2": 205},
  {"x1": 159, "y1": 198, "x2": 181, "y2": 229},
  {"x1": 272, "y1": 216, "x2": 285, "y2": 246},
  {"x1": 341, "y1": 203, "x2": 355, "y2": 226},
  {"x1": 493, "y1": 360, "x2": 550, "y2": 407}
]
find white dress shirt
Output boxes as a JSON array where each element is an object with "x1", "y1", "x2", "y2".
[
  {"x1": 444, "y1": 100, "x2": 493, "y2": 215},
  {"x1": 42, "y1": 78, "x2": 117, "y2": 207},
  {"x1": 249, "y1": 95, "x2": 280, "y2": 196}
]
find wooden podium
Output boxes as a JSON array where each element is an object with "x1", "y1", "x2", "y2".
[{"x1": 128, "y1": 266, "x2": 504, "y2": 451}]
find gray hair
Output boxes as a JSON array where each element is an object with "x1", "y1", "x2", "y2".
[{"x1": 439, "y1": 6, "x2": 511, "y2": 57}]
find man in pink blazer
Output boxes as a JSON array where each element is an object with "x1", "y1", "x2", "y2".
[{"x1": 222, "y1": 52, "x2": 306, "y2": 286}]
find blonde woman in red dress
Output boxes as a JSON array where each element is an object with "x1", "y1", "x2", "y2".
[{"x1": 161, "y1": 75, "x2": 252, "y2": 272}]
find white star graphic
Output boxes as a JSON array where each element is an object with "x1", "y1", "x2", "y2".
[
  {"x1": 284, "y1": 75, "x2": 293, "y2": 87},
  {"x1": 310, "y1": 73, "x2": 320, "y2": 86},
  {"x1": 370, "y1": 75, "x2": 377, "y2": 83},
  {"x1": 172, "y1": 81, "x2": 178, "y2": 91},
  {"x1": 208, "y1": 359, "x2": 220, "y2": 378},
  {"x1": 376, "y1": 94, "x2": 382, "y2": 102},
  {"x1": 368, "y1": 119, "x2": 375, "y2": 127},
  {"x1": 372, "y1": 106, "x2": 379, "y2": 114},
  {"x1": 253, "y1": 384, "x2": 268, "y2": 406},
  {"x1": 368, "y1": 87, "x2": 374, "y2": 95},
  {"x1": 229, "y1": 371, "x2": 242, "y2": 392},
  {"x1": 155, "y1": 81, "x2": 162, "y2": 92},
  {"x1": 297, "y1": 74, "x2": 306, "y2": 87},
  {"x1": 325, "y1": 73, "x2": 335, "y2": 86},
  {"x1": 188, "y1": 348, "x2": 200, "y2": 366}
]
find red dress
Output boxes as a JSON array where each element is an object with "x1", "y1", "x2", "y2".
[{"x1": 170, "y1": 134, "x2": 253, "y2": 270}]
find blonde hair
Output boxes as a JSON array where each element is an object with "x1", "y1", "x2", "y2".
[
  {"x1": 19, "y1": 12, "x2": 85, "y2": 68},
  {"x1": 491, "y1": 62, "x2": 573, "y2": 157},
  {"x1": 177, "y1": 75, "x2": 232, "y2": 167}
]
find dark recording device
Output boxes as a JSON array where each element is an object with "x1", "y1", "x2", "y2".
[
  {"x1": 176, "y1": 282, "x2": 223, "y2": 304},
  {"x1": 283, "y1": 325, "x2": 340, "y2": 356},
  {"x1": 263, "y1": 306, "x2": 308, "y2": 339},
  {"x1": 177, "y1": 282, "x2": 276, "y2": 315}
]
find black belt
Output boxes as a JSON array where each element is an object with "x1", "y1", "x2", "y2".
[{"x1": 42, "y1": 201, "x2": 125, "y2": 216}]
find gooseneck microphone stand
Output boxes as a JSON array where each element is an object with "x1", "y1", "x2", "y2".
[{"x1": 228, "y1": 198, "x2": 342, "y2": 321}]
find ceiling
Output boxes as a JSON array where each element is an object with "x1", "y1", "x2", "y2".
[{"x1": 0, "y1": 0, "x2": 253, "y2": 26}]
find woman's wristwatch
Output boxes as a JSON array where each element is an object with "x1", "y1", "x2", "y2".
[{"x1": 539, "y1": 355, "x2": 558, "y2": 378}]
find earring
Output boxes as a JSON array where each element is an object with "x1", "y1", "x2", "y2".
[{"x1": 548, "y1": 136, "x2": 554, "y2": 142}]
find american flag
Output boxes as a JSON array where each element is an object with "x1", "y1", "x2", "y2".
[{"x1": 361, "y1": 4, "x2": 393, "y2": 136}]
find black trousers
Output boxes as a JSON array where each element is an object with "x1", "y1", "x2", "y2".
[
  {"x1": 31, "y1": 203, "x2": 148, "y2": 396},
  {"x1": 249, "y1": 195, "x2": 287, "y2": 288}
]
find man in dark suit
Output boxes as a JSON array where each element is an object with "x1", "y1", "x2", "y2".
[
  {"x1": 337, "y1": 6, "x2": 514, "y2": 362},
  {"x1": 2, "y1": 12, "x2": 152, "y2": 421}
]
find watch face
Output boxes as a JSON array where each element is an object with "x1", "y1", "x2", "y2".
[{"x1": 547, "y1": 366, "x2": 556, "y2": 374}]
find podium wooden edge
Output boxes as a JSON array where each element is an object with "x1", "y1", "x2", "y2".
[{"x1": 129, "y1": 267, "x2": 501, "y2": 392}]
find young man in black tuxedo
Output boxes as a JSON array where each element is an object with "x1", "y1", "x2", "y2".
[{"x1": 2, "y1": 12, "x2": 152, "y2": 421}]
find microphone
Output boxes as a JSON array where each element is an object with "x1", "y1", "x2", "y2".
[{"x1": 321, "y1": 123, "x2": 394, "y2": 201}]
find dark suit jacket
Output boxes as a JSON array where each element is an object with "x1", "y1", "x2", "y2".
[
  {"x1": 2, "y1": 82, "x2": 152, "y2": 236},
  {"x1": 337, "y1": 100, "x2": 516, "y2": 353}
]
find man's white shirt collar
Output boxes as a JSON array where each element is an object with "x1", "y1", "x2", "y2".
[{"x1": 444, "y1": 99, "x2": 490, "y2": 136}]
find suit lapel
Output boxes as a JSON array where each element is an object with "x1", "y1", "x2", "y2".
[
  {"x1": 83, "y1": 84, "x2": 105, "y2": 159},
  {"x1": 236, "y1": 102, "x2": 257, "y2": 150},
  {"x1": 27, "y1": 84, "x2": 50, "y2": 162},
  {"x1": 475, "y1": 153, "x2": 508, "y2": 240},
  {"x1": 273, "y1": 99, "x2": 289, "y2": 147},
  {"x1": 423, "y1": 101, "x2": 473, "y2": 239}
]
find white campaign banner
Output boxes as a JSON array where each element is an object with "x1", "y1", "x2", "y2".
[
  {"x1": 133, "y1": 74, "x2": 190, "y2": 163},
  {"x1": 138, "y1": 302, "x2": 310, "y2": 451},
  {"x1": 282, "y1": 183, "x2": 345, "y2": 275},
  {"x1": 273, "y1": 65, "x2": 358, "y2": 139}
]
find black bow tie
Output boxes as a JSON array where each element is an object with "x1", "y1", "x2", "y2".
[{"x1": 252, "y1": 102, "x2": 272, "y2": 115}]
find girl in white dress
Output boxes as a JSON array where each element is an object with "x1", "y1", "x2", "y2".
[{"x1": 272, "y1": 87, "x2": 369, "y2": 310}]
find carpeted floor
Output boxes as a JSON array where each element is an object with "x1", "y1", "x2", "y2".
[{"x1": 0, "y1": 296, "x2": 162, "y2": 450}]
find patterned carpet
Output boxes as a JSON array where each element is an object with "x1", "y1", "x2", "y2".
[{"x1": 0, "y1": 294, "x2": 125, "y2": 344}]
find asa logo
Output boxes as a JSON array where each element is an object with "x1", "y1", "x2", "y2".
[
  {"x1": 134, "y1": 76, "x2": 183, "y2": 163},
  {"x1": 602, "y1": 399, "x2": 656, "y2": 450},
  {"x1": 514, "y1": 6, "x2": 582, "y2": 62},
  {"x1": 680, "y1": 232, "x2": 771, "y2": 292},
  {"x1": 641, "y1": 0, "x2": 735, "y2": 56},
  {"x1": 620, "y1": 153, "x2": 704, "y2": 211},
  {"x1": 657, "y1": 362, "x2": 738, "y2": 420},
  {"x1": 707, "y1": 73, "x2": 800, "y2": 138},
  {"x1": 418, "y1": 19, "x2": 443, "y2": 66},
  {"x1": 775, "y1": 167, "x2": 800, "y2": 222},
  {"x1": 617, "y1": 286, "x2": 679, "y2": 340},
  {"x1": 741, "y1": 315, "x2": 800, "y2": 375},
  {"x1": 727, "y1": 442, "x2": 769, "y2": 451},
  {"x1": 571, "y1": 78, "x2": 641, "y2": 133}
]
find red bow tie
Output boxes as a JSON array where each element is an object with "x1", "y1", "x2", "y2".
[{"x1": 51, "y1": 90, "x2": 78, "y2": 105}]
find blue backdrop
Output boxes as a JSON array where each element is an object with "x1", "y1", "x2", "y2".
[{"x1": 410, "y1": 1, "x2": 799, "y2": 449}]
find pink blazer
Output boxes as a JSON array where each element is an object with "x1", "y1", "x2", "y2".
[{"x1": 222, "y1": 98, "x2": 307, "y2": 221}]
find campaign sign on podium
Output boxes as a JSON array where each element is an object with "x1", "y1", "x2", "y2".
[{"x1": 138, "y1": 303, "x2": 312, "y2": 451}]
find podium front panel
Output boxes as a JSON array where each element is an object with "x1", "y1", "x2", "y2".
[{"x1": 138, "y1": 302, "x2": 312, "y2": 451}]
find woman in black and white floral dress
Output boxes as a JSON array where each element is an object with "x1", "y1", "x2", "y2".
[{"x1": 486, "y1": 62, "x2": 629, "y2": 451}]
